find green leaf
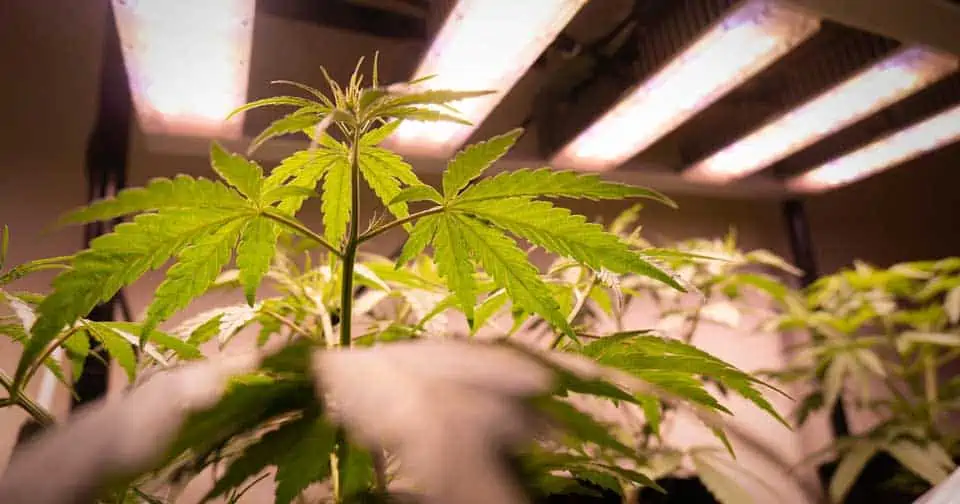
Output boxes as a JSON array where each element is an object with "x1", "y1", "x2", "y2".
[
  {"x1": 210, "y1": 143, "x2": 264, "y2": 201},
  {"x1": 381, "y1": 106, "x2": 471, "y2": 125},
  {"x1": 535, "y1": 397, "x2": 635, "y2": 459},
  {"x1": 274, "y1": 416, "x2": 337, "y2": 504},
  {"x1": 830, "y1": 443, "x2": 878, "y2": 503},
  {"x1": 61, "y1": 175, "x2": 248, "y2": 225},
  {"x1": 265, "y1": 151, "x2": 340, "y2": 215},
  {"x1": 578, "y1": 334, "x2": 786, "y2": 424},
  {"x1": 637, "y1": 394, "x2": 661, "y2": 436},
  {"x1": 63, "y1": 330, "x2": 90, "y2": 379},
  {"x1": 100, "y1": 321, "x2": 201, "y2": 360},
  {"x1": 85, "y1": 322, "x2": 137, "y2": 382},
  {"x1": 358, "y1": 150, "x2": 410, "y2": 222},
  {"x1": 321, "y1": 151, "x2": 352, "y2": 246},
  {"x1": 745, "y1": 249, "x2": 803, "y2": 276},
  {"x1": 145, "y1": 219, "x2": 246, "y2": 335},
  {"x1": 226, "y1": 96, "x2": 323, "y2": 120},
  {"x1": 691, "y1": 451, "x2": 753, "y2": 504},
  {"x1": 396, "y1": 215, "x2": 439, "y2": 267},
  {"x1": 457, "y1": 168, "x2": 675, "y2": 207},
  {"x1": 442, "y1": 129, "x2": 523, "y2": 199},
  {"x1": 204, "y1": 414, "x2": 335, "y2": 504},
  {"x1": 19, "y1": 210, "x2": 245, "y2": 386},
  {"x1": 472, "y1": 290, "x2": 508, "y2": 334},
  {"x1": 387, "y1": 89, "x2": 494, "y2": 108},
  {"x1": 340, "y1": 445, "x2": 376, "y2": 498},
  {"x1": 389, "y1": 185, "x2": 443, "y2": 206},
  {"x1": 454, "y1": 198, "x2": 683, "y2": 290},
  {"x1": 885, "y1": 440, "x2": 953, "y2": 485},
  {"x1": 362, "y1": 147, "x2": 421, "y2": 186},
  {"x1": 249, "y1": 111, "x2": 323, "y2": 154},
  {"x1": 360, "y1": 121, "x2": 400, "y2": 146},
  {"x1": 432, "y1": 214, "x2": 477, "y2": 318},
  {"x1": 457, "y1": 214, "x2": 572, "y2": 339},
  {"x1": 237, "y1": 217, "x2": 280, "y2": 305}
]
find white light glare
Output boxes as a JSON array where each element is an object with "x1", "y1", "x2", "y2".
[
  {"x1": 553, "y1": 0, "x2": 819, "y2": 171},
  {"x1": 686, "y1": 46, "x2": 958, "y2": 183},
  {"x1": 112, "y1": 0, "x2": 255, "y2": 137},
  {"x1": 389, "y1": 0, "x2": 588, "y2": 156},
  {"x1": 787, "y1": 103, "x2": 960, "y2": 192}
]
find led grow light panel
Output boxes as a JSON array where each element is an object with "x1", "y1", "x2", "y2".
[
  {"x1": 553, "y1": 0, "x2": 819, "y2": 171},
  {"x1": 389, "y1": 0, "x2": 588, "y2": 156},
  {"x1": 787, "y1": 103, "x2": 960, "y2": 192},
  {"x1": 686, "y1": 46, "x2": 958, "y2": 183},
  {"x1": 112, "y1": 0, "x2": 255, "y2": 137}
]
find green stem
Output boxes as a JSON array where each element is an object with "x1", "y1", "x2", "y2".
[
  {"x1": 356, "y1": 206, "x2": 444, "y2": 244},
  {"x1": 262, "y1": 309, "x2": 312, "y2": 339},
  {"x1": 551, "y1": 273, "x2": 598, "y2": 349},
  {"x1": 21, "y1": 326, "x2": 80, "y2": 388},
  {"x1": 0, "y1": 370, "x2": 55, "y2": 426},
  {"x1": 924, "y1": 349, "x2": 938, "y2": 423},
  {"x1": 262, "y1": 208, "x2": 343, "y2": 259},
  {"x1": 334, "y1": 125, "x2": 364, "y2": 503}
]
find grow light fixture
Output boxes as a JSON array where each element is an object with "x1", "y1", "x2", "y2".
[
  {"x1": 552, "y1": 0, "x2": 819, "y2": 172},
  {"x1": 686, "y1": 46, "x2": 958, "y2": 184},
  {"x1": 787, "y1": 103, "x2": 960, "y2": 192},
  {"x1": 389, "y1": 0, "x2": 588, "y2": 156},
  {"x1": 112, "y1": 0, "x2": 255, "y2": 138}
]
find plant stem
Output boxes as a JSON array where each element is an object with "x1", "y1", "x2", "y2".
[
  {"x1": 21, "y1": 326, "x2": 80, "y2": 388},
  {"x1": 262, "y1": 309, "x2": 312, "y2": 339},
  {"x1": 0, "y1": 370, "x2": 55, "y2": 426},
  {"x1": 924, "y1": 348, "x2": 938, "y2": 423},
  {"x1": 262, "y1": 208, "x2": 343, "y2": 259},
  {"x1": 357, "y1": 206, "x2": 444, "y2": 244},
  {"x1": 551, "y1": 273, "x2": 598, "y2": 349},
  {"x1": 334, "y1": 125, "x2": 364, "y2": 503}
]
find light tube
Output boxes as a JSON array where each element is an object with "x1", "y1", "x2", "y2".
[
  {"x1": 112, "y1": 0, "x2": 255, "y2": 138},
  {"x1": 686, "y1": 46, "x2": 958, "y2": 183},
  {"x1": 553, "y1": 0, "x2": 819, "y2": 171},
  {"x1": 787, "y1": 103, "x2": 960, "y2": 192},
  {"x1": 388, "y1": 0, "x2": 588, "y2": 156}
]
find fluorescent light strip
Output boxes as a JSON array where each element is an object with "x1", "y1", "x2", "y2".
[
  {"x1": 787, "y1": 103, "x2": 960, "y2": 192},
  {"x1": 112, "y1": 0, "x2": 255, "y2": 138},
  {"x1": 389, "y1": 0, "x2": 588, "y2": 156},
  {"x1": 686, "y1": 46, "x2": 958, "y2": 183},
  {"x1": 553, "y1": 0, "x2": 819, "y2": 171}
]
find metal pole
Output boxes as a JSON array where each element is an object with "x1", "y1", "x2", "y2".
[
  {"x1": 782, "y1": 198, "x2": 849, "y2": 438},
  {"x1": 74, "y1": 0, "x2": 132, "y2": 409}
]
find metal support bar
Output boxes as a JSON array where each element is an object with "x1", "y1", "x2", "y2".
[
  {"x1": 782, "y1": 199, "x2": 850, "y2": 435},
  {"x1": 784, "y1": 0, "x2": 960, "y2": 56},
  {"x1": 74, "y1": 0, "x2": 132, "y2": 409}
]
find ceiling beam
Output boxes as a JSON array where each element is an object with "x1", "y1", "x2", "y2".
[
  {"x1": 258, "y1": 0, "x2": 426, "y2": 40},
  {"x1": 784, "y1": 0, "x2": 960, "y2": 55}
]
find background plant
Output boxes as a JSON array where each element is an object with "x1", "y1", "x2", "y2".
[
  {"x1": 1, "y1": 58, "x2": 787, "y2": 504},
  {"x1": 770, "y1": 258, "x2": 960, "y2": 502}
]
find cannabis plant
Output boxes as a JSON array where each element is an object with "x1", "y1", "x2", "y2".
[
  {"x1": 0, "y1": 59, "x2": 786, "y2": 504},
  {"x1": 770, "y1": 258, "x2": 960, "y2": 502}
]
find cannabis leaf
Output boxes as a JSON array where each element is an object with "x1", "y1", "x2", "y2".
[
  {"x1": 452, "y1": 197, "x2": 681, "y2": 289},
  {"x1": 442, "y1": 129, "x2": 522, "y2": 200},
  {"x1": 578, "y1": 334, "x2": 787, "y2": 426},
  {"x1": 456, "y1": 168, "x2": 675, "y2": 206},
  {"x1": 206, "y1": 413, "x2": 336, "y2": 504}
]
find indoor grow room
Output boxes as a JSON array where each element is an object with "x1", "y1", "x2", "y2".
[{"x1": 0, "y1": 0, "x2": 958, "y2": 503}]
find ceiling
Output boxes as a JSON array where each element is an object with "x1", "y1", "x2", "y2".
[{"x1": 29, "y1": 0, "x2": 960, "y2": 199}]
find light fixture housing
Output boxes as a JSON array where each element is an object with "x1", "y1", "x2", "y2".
[
  {"x1": 552, "y1": 0, "x2": 819, "y2": 171},
  {"x1": 786, "y1": 103, "x2": 960, "y2": 192},
  {"x1": 388, "y1": 0, "x2": 588, "y2": 156},
  {"x1": 685, "y1": 45, "x2": 958, "y2": 183},
  {"x1": 112, "y1": 0, "x2": 256, "y2": 138}
]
